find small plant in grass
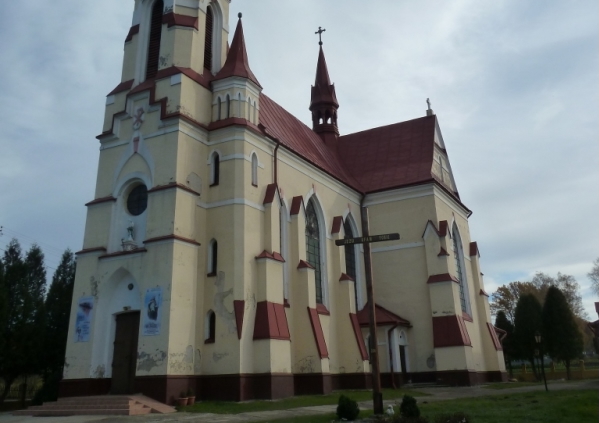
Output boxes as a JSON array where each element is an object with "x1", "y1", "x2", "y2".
[
  {"x1": 399, "y1": 395, "x2": 420, "y2": 418},
  {"x1": 433, "y1": 411, "x2": 471, "y2": 423},
  {"x1": 336, "y1": 394, "x2": 360, "y2": 421}
]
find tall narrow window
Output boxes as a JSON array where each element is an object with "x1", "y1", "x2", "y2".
[
  {"x1": 203, "y1": 5, "x2": 213, "y2": 71},
  {"x1": 305, "y1": 199, "x2": 323, "y2": 304},
  {"x1": 226, "y1": 94, "x2": 231, "y2": 118},
  {"x1": 208, "y1": 239, "x2": 218, "y2": 276},
  {"x1": 251, "y1": 154, "x2": 258, "y2": 186},
  {"x1": 217, "y1": 97, "x2": 222, "y2": 120},
  {"x1": 343, "y1": 219, "x2": 357, "y2": 307},
  {"x1": 205, "y1": 310, "x2": 216, "y2": 343},
  {"x1": 146, "y1": 0, "x2": 164, "y2": 80},
  {"x1": 452, "y1": 224, "x2": 468, "y2": 313},
  {"x1": 210, "y1": 152, "x2": 220, "y2": 186},
  {"x1": 280, "y1": 205, "x2": 290, "y2": 301}
]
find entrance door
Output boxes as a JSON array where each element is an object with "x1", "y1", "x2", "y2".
[
  {"x1": 112, "y1": 311, "x2": 140, "y2": 394},
  {"x1": 399, "y1": 345, "x2": 408, "y2": 378}
]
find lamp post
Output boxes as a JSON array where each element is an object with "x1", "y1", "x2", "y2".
[{"x1": 534, "y1": 331, "x2": 548, "y2": 392}]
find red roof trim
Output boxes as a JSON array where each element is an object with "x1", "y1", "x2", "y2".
[
  {"x1": 272, "y1": 252, "x2": 285, "y2": 262},
  {"x1": 255, "y1": 250, "x2": 274, "y2": 260},
  {"x1": 307, "y1": 307, "x2": 329, "y2": 358},
  {"x1": 253, "y1": 301, "x2": 290, "y2": 340},
  {"x1": 290, "y1": 196, "x2": 303, "y2": 216},
  {"x1": 427, "y1": 273, "x2": 459, "y2": 284},
  {"x1": 263, "y1": 183, "x2": 278, "y2": 205},
  {"x1": 331, "y1": 216, "x2": 343, "y2": 235},
  {"x1": 162, "y1": 12, "x2": 198, "y2": 30},
  {"x1": 437, "y1": 247, "x2": 450, "y2": 257},
  {"x1": 479, "y1": 289, "x2": 489, "y2": 297},
  {"x1": 339, "y1": 273, "x2": 355, "y2": 282},
  {"x1": 207, "y1": 117, "x2": 262, "y2": 133},
  {"x1": 469, "y1": 242, "x2": 479, "y2": 257},
  {"x1": 99, "y1": 248, "x2": 148, "y2": 260},
  {"x1": 487, "y1": 322, "x2": 503, "y2": 351},
  {"x1": 462, "y1": 311, "x2": 473, "y2": 322},
  {"x1": 233, "y1": 300, "x2": 245, "y2": 340},
  {"x1": 148, "y1": 182, "x2": 200, "y2": 196},
  {"x1": 316, "y1": 303, "x2": 330, "y2": 316},
  {"x1": 85, "y1": 196, "x2": 116, "y2": 206},
  {"x1": 297, "y1": 260, "x2": 314, "y2": 270},
  {"x1": 107, "y1": 79, "x2": 134, "y2": 96},
  {"x1": 75, "y1": 247, "x2": 107, "y2": 256},
  {"x1": 255, "y1": 250, "x2": 285, "y2": 262},
  {"x1": 432, "y1": 315, "x2": 471, "y2": 348},
  {"x1": 349, "y1": 313, "x2": 368, "y2": 360},
  {"x1": 125, "y1": 25, "x2": 139, "y2": 43},
  {"x1": 356, "y1": 302, "x2": 411, "y2": 327},
  {"x1": 144, "y1": 235, "x2": 201, "y2": 247}
]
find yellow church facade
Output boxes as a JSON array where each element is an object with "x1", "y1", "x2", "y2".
[{"x1": 62, "y1": 0, "x2": 506, "y2": 404}]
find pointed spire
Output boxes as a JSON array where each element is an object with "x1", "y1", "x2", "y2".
[
  {"x1": 214, "y1": 13, "x2": 261, "y2": 87},
  {"x1": 310, "y1": 42, "x2": 339, "y2": 140}
]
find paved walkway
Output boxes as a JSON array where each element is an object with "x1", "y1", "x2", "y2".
[{"x1": 1, "y1": 379, "x2": 596, "y2": 423}]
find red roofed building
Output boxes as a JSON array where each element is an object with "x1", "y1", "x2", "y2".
[{"x1": 62, "y1": 0, "x2": 506, "y2": 406}]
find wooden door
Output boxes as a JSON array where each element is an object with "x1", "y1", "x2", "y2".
[
  {"x1": 111, "y1": 311, "x2": 140, "y2": 394},
  {"x1": 399, "y1": 345, "x2": 408, "y2": 377}
]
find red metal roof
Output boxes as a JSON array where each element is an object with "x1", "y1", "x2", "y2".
[
  {"x1": 259, "y1": 94, "x2": 448, "y2": 196},
  {"x1": 356, "y1": 302, "x2": 411, "y2": 327}
]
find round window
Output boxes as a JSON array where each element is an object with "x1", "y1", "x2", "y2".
[{"x1": 127, "y1": 184, "x2": 148, "y2": 216}]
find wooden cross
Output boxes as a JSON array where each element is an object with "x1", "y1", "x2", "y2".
[{"x1": 315, "y1": 26, "x2": 326, "y2": 45}]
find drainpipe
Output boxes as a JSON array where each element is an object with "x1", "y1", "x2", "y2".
[
  {"x1": 273, "y1": 138, "x2": 281, "y2": 186},
  {"x1": 388, "y1": 325, "x2": 398, "y2": 389}
]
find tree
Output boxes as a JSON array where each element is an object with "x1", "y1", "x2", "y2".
[
  {"x1": 589, "y1": 258, "x2": 599, "y2": 296},
  {"x1": 490, "y1": 281, "x2": 536, "y2": 323},
  {"x1": 0, "y1": 259, "x2": 6, "y2": 365},
  {"x1": 495, "y1": 311, "x2": 515, "y2": 377},
  {"x1": 542, "y1": 286, "x2": 583, "y2": 380},
  {"x1": 512, "y1": 294, "x2": 543, "y2": 380},
  {"x1": 491, "y1": 272, "x2": 588, "y2": 323},
  {"x1": 0, "y1": 240, "x2": 46, "y2": 403}
]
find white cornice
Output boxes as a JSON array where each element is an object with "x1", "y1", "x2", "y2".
[{"x1": 372, "y1": 242, "x2": 425, "y2": 253}]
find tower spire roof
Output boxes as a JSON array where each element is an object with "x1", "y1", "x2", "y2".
[
  {"x1": 214, "y1": 13, "x2": 261, "y2": 87},
  {"x1": 311, "y1": 46, "x2": 338, "y2": 107}
]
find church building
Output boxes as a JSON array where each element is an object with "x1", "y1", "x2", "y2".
[{"x1": 62, "y1": 0, "x2": 506, "y2": 404}]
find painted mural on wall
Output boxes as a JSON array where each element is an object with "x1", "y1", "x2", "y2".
[
  {"x1": 75, "y1": 296, "x2": 94, "y2": 342},
  {"x1": 142, "y1": 287, "x2": 162, "y2": 336}
]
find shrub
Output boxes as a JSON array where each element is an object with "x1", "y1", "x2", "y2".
[
  {"x1": 433, "y1": 412, "x2": 472, "y2": 423},
  {"x1": 336, "y1": 394, "x2": 360, "y2": 421},
  {"x1": 399, "y1": 395, "x2": 420, "y2": 418}
]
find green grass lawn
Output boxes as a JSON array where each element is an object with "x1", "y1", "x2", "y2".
[
  {"x1": 181, "y1": 388, "x2": 426, "y2": 414},
  {"x1": 255, "y1": 389, "x2": 596, "y2": 423},
  {"x1": 483, "y1": 381, "x2": 543, "y2": 390}
]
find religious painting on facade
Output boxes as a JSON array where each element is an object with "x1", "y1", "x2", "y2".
[
  {"x1": 142, "y1": 287, "x2": 162, "y2": 336},
  {"x1": 74, "y1": 296, "x2": 94, "y2": 342}
]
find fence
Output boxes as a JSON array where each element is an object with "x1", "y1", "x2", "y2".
[{"x1": 509, "y1": 359, "x2": 599, "y2": 382}]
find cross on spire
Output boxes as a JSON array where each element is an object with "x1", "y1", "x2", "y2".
[{"x1": 315, "y1": 26, "x2": 326, "y2": 45}]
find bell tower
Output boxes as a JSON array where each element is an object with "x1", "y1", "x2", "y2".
[{"x1": 309, "y1": 28, "x2": 340, "y2": 146}]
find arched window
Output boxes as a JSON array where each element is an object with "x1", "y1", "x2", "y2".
[
  {"x1": 226, "y1": 94, "x2": 231, "y2": 119},
  {"x1": 237, "y1": 93, "x2": 242, "y2": 117},
  {"x1": 452, "y1": 224, "x2": 469, "y2": 313},
  {"x1": 217, "y1": 97, "x2": 222, "y2": 120},
  {"x1": 205, "y1": 310, "x2": 215, "y2": 343},
  {"x1": 210, "y1": 152, "x2": 220, "y2": 186},
  {"x1": 251, "y1": 154, "x2": 258, "y2": 186},
  {"x1": 203, "y1": 5, "x2": 213, "y2": 71},
  {"x1": 145, "y1": 0, "x2": 163, "y2": 80},
  {"x1": 208, "y1": 239, "x2": 218, "y2": 276},
  {"x1": 305, "y1": 199, "x2": 323, "y2": 304},
  {"x1": 343, "y1": 218, "x2": 357, "y2": 306}
]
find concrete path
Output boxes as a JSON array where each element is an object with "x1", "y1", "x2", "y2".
[{"x1": 1, "y1": 379, "x2": 596, "y2": 423}]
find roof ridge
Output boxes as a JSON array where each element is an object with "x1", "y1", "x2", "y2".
[{"x1": 340, "y1": 114, "x2": 435, "y2": 139}]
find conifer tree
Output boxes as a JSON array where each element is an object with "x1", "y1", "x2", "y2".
[
  {"x1": 512, "y1": 293, "x2": 543, "y2": 380},
  {"x1": 44, "y1": 251, "x2": 75, "y2": 376},
  {"x1": 0, "y1": 240, "x2": 47, "y2": 403},
  {"x1": 0, "y1": 259, "x2": 6, "y2": 367},
  {"x1": 542, "y1": 286, "x2": 583, "y2": 380},
  {"x1": 495, "y1": 310, "x2": 514, "y2": 376}
]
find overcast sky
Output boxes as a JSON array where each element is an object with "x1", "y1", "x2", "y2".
[{"x1": 0, "y1": 0, "x2": 597, "y2": 318}]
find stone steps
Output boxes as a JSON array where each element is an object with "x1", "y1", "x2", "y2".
[{"x1": 13, "y1": 394, "x2": 175, "y2": 416}]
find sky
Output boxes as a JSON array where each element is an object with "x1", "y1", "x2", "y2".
[{"x1": 0, "y1": 0, "x2": 597, "y2": 318}]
